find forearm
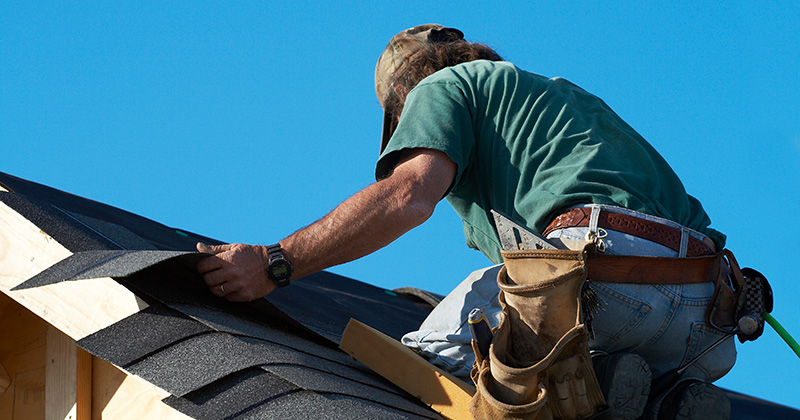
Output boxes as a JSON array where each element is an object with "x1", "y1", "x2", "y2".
[
  {"x1": 280, "y1": 165, "x2": 436, "y2": 280},
  {"x1": 196, "y1": 149, "x2": 456, "y2": 301}
]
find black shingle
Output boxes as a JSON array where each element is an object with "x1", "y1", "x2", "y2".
[{"x1": 77, "y1": 304, "x2": 213, "y2": 367}]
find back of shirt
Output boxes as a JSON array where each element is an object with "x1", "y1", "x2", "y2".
[{"x1": 376, "y1": 60, "x2": 724, "y2": 263}]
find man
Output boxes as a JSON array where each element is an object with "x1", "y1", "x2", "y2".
[{"x1": 196, "y1": 24, "x2": 734, "y2": 419}]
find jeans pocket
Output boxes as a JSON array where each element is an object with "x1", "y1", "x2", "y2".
[
  {"x1": 682, "y1": 322, "x2": 737, "y2": 382},
  {"x1": 587, "y1": 282, "x2": 652, "y2": 352}
]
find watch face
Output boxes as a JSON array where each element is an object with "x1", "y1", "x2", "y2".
[{"x1": 269, "y1": 259, "x2": 292, "y2": 281}]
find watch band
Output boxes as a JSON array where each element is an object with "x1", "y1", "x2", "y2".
[{"x1": 267, "y1": 244, "x2": 283, "y2": 262}]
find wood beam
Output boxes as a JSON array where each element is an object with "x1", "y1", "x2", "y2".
[
  {"x1": 46, "y1": 325, "x2": 77, "y2": 420},
  {"x1": 77, "y1": 349, "x2": 92, "y2": 420},
  {"x1": 0, "y1": 292, "x2": 48, "y2": 419}
]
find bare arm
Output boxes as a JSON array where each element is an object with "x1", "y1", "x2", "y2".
[{"x1": 196, "y1": 148, "x2": 457, "y2": 301}]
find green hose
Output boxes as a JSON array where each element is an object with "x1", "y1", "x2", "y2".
[{"x1": 765, "y1": 312, "x2": 800, "y2": 360}]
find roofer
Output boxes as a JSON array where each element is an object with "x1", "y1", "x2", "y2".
[{"x1": 196, "y1": 24, "x2": 740, "y2": 419}]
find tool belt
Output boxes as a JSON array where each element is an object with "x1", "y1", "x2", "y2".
[{"x1": 468, "y1": 246, "x2": 765, "y2": 419}]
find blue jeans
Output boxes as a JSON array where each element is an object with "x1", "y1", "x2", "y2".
[{"x1": 402, "y1": 205, "x2": 736, "y2": 384}]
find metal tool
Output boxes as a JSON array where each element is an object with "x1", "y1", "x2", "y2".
[
  {"x1": 468, "y1": 307, "x2": 494, "y2": 360},
  {"x1": 491, "y1": 210, "x2": 557, "y2": 251},
  {"x1": 651, "y1": 333, "x2": 733, "y2": 396}
]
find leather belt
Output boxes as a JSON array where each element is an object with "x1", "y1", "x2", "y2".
[
  {"x1": 586, "y1": 252, "x2": 720, "y2": 284},
  {"x1": 500, "y1": 248, "x2": 722, "y2": 284},
  {"x1": 543, "y1": 207, "x2": 714, "y2": 257}
]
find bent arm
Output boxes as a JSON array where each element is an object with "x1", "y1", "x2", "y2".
[
  {"x1": 282, "y1": 148, "x2": 456, "y2": 279},
  {"x1": 196, "y1": 148, "x2": 457, "y2": 301}
]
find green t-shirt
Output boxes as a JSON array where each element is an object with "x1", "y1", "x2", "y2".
[{"x1": 376, "y1": 60, "x2": 725, "y2": 264}]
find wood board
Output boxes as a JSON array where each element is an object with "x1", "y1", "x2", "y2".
[{"x1": 340, "y1": 318, "x2": 476, "y2": 420}]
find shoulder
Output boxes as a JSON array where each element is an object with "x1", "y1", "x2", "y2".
[
  {"x1": 414, "y1": 61, "x2": 556, "y2": 99},
  {"x1": 420, "y1": 60, "x2": 524, "y2": 86}
]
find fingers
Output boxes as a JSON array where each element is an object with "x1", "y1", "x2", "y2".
[
  {"x1": 196, "y1": 242, "x2": 236, "y2": 254},
  {"x1": 210, "y1": 283, "x2": 227, "y2": 297},
  {"x1": 196, "y1": 254, "x2": 223, "y2": 275},
  {"x1": 213, "y1": 283, "x2": 240, "y2": 300},
  {"x1": 200, "y1": 266, "x2": 227, "y2": 286},
  {"x1": 194, "y1": 242, "x2": 274, "y2": 302},
  {"x1": 195, "y1": 242, "x2": 237, "y2": 274},
  {"x1": 209, "y1": 280, "x2": 265, "y2": 302}
]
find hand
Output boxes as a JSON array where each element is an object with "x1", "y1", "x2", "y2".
[{"x1": 195, "y1": 242, "x2": 275, "y2": 301}]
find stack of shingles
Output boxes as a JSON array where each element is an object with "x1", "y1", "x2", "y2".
[{"x1": 0, "y1": 172, "x2": 442, "y2": 419}]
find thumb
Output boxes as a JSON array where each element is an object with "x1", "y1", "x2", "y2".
[{"x1": 196, "y1": 242, "x2": 234, "y2": 254}]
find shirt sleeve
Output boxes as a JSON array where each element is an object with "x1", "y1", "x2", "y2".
[{"x1": 374, "y1": 76, "x2": 477, "y2": 186}]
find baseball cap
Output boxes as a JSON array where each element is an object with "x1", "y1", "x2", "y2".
[
  {"x1": 375, "y1": 24, "x2": 464, "y2": 108},
  {"x1": 375, "y1": 24, "x2": 464, "y2": 153}
]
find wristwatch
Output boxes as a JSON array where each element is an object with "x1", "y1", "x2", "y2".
[{"x1": 266, "y1": 244, "x2": 293, "y2": 288}]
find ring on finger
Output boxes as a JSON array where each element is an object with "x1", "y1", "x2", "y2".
[{"x1": 220, "y1": 283, "x2": 226, "y2": 295}]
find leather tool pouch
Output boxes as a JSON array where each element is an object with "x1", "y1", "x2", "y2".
[
  {"x1": 705, "y1": 249, "x2": 773, "y2": 343},
  {"x1": 706, "y1": 250, "x2": 747, "y2": 333},
  {"x1": 469, "y1": 249, "x2": 609, "y2": 420}
]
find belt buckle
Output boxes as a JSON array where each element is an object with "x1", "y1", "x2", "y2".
[{"x1": 586, "y1": 227, "x2": 608, "y2": 253}]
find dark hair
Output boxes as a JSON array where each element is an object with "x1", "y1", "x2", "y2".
[{"x1": 383, "y1": 41, "x2": 503, "y2": 134}]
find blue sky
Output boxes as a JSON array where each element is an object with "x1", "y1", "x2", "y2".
[{"x1": 3, "y1": 1, "x2": 799, "y2": 409}]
